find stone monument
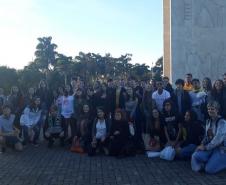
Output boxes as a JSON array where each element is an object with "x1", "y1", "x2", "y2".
[{"x1": 163, "y1": 0, "x2": 226, "y2": 83}]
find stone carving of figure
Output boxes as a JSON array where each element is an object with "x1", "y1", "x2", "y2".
[
  {"x1": 186, "y1": 49, "x2": 202, "y2": 77},
  {"x1": 197, "y1": 7, "x2": 214, "y2": 28},
  {"x1": 196, "y1": 0, "x2": 226, "y2": 28}
]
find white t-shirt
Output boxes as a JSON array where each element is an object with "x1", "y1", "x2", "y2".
[
  {"x1": 61, "y1": 95, "x2": 74, "y2": 118},
  {"x1": 95, "y1": 120, "x2": 107, "y2": 139},
  {"x1": 152, "y1": 89, "x2": 170, "y2": 111}
]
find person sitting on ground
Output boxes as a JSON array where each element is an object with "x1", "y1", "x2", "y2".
[
  {"x1": 191, "y1": 101, "x2": 226, "y2": 174},
  {"x1": 148, "y1": 108, "x2": 165, "y2": 152},
  {"x1": 44, "y1": 105, "x2": 64, "y2": 148},
  {"x1": 177, "y1": 110, "x2": 204, "y2": 159},
  {"x1": 162, "y1": 99, "x2": 182, "y2": 150},
  {"x1": 88, "y1": 107, "x2": 111, "y2": 156},
  {"x1": 109, "y1": 109, "x2": 129, "y2": 157},
  {"x1": 0, "y1": 105, "x2": 23, "y2": 153}
]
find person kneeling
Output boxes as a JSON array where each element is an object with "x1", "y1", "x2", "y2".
[
  {"x1": 0, "y1": 105, "x2": 23, "y2": 153},
  {"x1": 44, "y1": 105, "x2": 64, "y2": 148},
  {"x1": 20, "y1": 97, "x2": 42, "y2": 146}
]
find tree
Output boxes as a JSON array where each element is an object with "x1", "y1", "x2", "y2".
[
  {"x1": 151, "y1": 56, "x2": 163, "y2": 81},
  {"x1": 130, "y1": 63, "x2": 150, "y2": 81},
  {"x1": 55, "y1": 53, "x2": 73, "y2": 85},
  {"x1": 114, "y1": 54, "x2": 133, "y2": 78},
  {"x1": 34, "y1": 36, "x2": 58, "y2": 81},
  {"x1": 0, "y1": 66, "x2": 18, "y2": 93},
  {"x1": 17, "y1": 68, "x2": 44, "y2": 90}
]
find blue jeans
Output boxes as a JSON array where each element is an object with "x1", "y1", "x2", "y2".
[
  {"x1": 191, "y1": 148, "x2": 226, "y2": 174},
  {"x1": 179, "y1": 144, "x2": 197, "y2": 159}
]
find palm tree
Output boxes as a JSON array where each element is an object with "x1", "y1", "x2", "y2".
[{"x1": 34, "y1": 36, "x2": 58, "y2": 81}]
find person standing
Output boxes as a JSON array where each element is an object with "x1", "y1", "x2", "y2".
[
  {"x1": 184, "y1": 73, "x2": 193, "y2": 91},
  {"x1": 152, "y1": 80, "x2": 171, "y2": 112},
  {"x1": 223, "y1": 73, "x2": 226, "y2": 119},
  {"x1": 189, "y1": 79, "x2": 206, "y2": 122},
  {"x1": 163, "y1": 76, "x2": 174, "y2": 96},
  {"x1": 172, "y1": 79, "x2": 191, "y2": 117},
  {"x1": 0, "y1": 88, "x2": 6, "y2": 114}
]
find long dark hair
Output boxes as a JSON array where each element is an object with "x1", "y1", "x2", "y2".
[
  {"x1": 151, "y1": 108, "x2": 163, "y2": 123},
  {"x1": 96, "y1": 106, "x2": 107, "y2": 119},
  {"x1": 202, "y1": 77, "x2": 212, "y2": 92},
  {"x1": 125, "y1": 87, "x2": 136, "y2": 101},
  {"x1": 211, "y1": 79, "x2": 224, "y2": 98},
  {"x1": 184, "y1": 110, "x2": 198, "y2": 123},
  {"x1": 162, "y1": 99, "x2": 177, "y2": 115},
  {"x1": 29, "y1": 96, "x2": 41, "y2": 111}
]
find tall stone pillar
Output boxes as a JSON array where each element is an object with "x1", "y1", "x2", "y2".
[{"x1": 163, "y1": 0, "x2": 226, "y2": 83}]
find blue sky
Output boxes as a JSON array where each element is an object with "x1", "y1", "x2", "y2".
[{"x1": 0, "y1": 0, "x2": 163, "y2": 69}]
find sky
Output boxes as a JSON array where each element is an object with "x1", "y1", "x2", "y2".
[{"x1": 0, "y1": 0, "x2": 163, "y2": 69}]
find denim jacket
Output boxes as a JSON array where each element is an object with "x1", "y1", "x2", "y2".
[{"x1": 202, "y1": 117, "x2": 226, "y2": 151}]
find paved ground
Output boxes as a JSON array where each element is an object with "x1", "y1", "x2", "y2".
[{"x1": 1, "y1": 144, "x2": 226, "y2": 185}]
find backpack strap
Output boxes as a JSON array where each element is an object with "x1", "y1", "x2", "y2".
[
  {"x1": 207, "y1": 117, "x2": 222, "y2": 129},
  {"x1": 215, "y1": 117, "x2": 223, "y2": 129}
]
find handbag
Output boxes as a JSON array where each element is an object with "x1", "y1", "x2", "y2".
[
  {"x1": 70, "y1": 139, "x2": 84, "y2": 153},
  {"x1": 148, "y1": 138, "x2": 161, "y2": 152},
  {"x1": 160, "y1": 146, "x2": 176, "y2": 161}
]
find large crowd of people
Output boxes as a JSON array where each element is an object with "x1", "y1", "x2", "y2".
[{"x1": 0, "y1": 73, "x2": 226, "y2": 174}]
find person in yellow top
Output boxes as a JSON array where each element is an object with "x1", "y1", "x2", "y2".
[{"x1": 184, "y1": 73, "x2": 193, "y2": 91}]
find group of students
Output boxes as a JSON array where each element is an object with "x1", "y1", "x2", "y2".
[{"x1": 0, "y1": 73, "x2": 226, "y2": 174}]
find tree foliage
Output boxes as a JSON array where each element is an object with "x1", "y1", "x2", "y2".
[
  {"x1": 0, "y1": 66, "x2": 18, "y2": 93},
  {"x1": 34, "y1": 36, "x2": 58, "y2": 79},
  {"x1": 151, "y1": 56, "x2": 163, "y2": 81},
  {"x1": 0, "y1": 36, "x2": 164, "y2": 93}
]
